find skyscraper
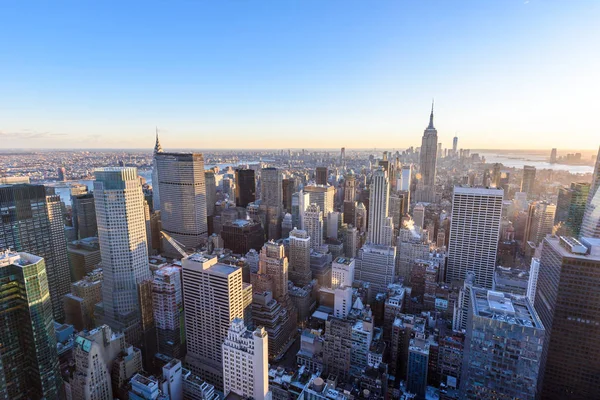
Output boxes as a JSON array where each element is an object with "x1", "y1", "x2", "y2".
[
  {"x1": 447, "y1": 187, "x2": 503, "y2": 289},
  {"x1": 152, "y1": 130, "x2": 163, "y2": 211},
  {"x1": 303, "y1": 204, "x2": 323, "y2": 250},
  {"x1": 0, "y1": 250, "x2": 62, "y2": 399},
  {"x1": 556, "y1": 183, "x2": 590, "y2": 236},
  {"x1": 523, "y1": 201, "x2": 556, "y2": 248},
  {"x1": 222, "y1": 319, "x2": 270, "y2": 400},
  {"x1": 0, "y1": 184, "x2": 71, "y2": 321},
  {"x1": 315, "y1": 166, "x2": 328, "y2": 186},
  {"x1": 452, "y1": 135, "x2": 458, "y2": 157},
  {"x1": 581, "y1": 146, "x2": 600, "y2": 238},
  {"x1": 288, "y1": 228, "x2": 313, "y2": 286},
  {"x1": 400, "y1": 164, "x2": 412, "y2": 192},
  {"x1": 521, "y1": 165, "x2": 537, "y2": 197},
  {"x1": 261, "y1": 168, "x2": 283, "y2": 208},
  {"x1": 354, "y1": 243, "x2": 396, "y2": 302},
  {"x1": 282, "y1": 178, "x2": 295, "y2": 212},
  {"x1": 72, "y1": 192, "x2": 98, "y2": 239},
  {"x1": 182, "y1": 253, "x2": 244, "y2": 389},
  {"x1": 235, "y1": 169, "x2": 256, "y2": 208},
  {"x1": 94, "y1": 167, "x2": 151, "y2": 344},
  {"x1": 550, "y1": 148, "x2": 557, "y2": 163},
  {"x1": 156, "y1": 152, "x2": 208, "y2": 253},
  {"x1": 256, "y1": 241, "x2": 288, "y2": 303},
  {"x1": 534, "y1": 236, "x2": 600, "y2": 399},
  {"x1": 461, "y1": 288, "x2": 544, "y2": 399},
  {"x1": 367, "y1": 167, "x2": 391, "y2": 245},
  {"x1": 344, "y1": 171, "x2": 356, "y2": 202},
  {"x1": 153, "y1": 265, "x2": 185, "y2": 359},
  {"x1": 419, "y1": 103, "x2": 438, "y2": 192},
  {"x1": 205, "y1": 171, "x2": 217, "y2": 217}
]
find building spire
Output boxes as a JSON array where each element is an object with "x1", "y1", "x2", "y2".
[
  {"x1": 427, "y1": 99, "x2": 435, "y2": 130},
  {"x1": 154, "y1": 127, "x2": 163, "y2": 154}
]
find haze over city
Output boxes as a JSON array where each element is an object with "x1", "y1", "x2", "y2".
[{"x1": 1, "y1": 1, "x2": 599, "y2": 150}]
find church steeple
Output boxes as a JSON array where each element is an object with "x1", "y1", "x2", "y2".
[
  {"x1": 427, "y1": 99, "x2": 435, "y2": 130},
  {"x1": 154, "y1": 127, "x2": 163, "y2": 154}
]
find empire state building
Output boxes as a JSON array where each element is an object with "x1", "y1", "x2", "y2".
[{"x1": 417, "y1": 103, "x2": 438, "y2": 202}]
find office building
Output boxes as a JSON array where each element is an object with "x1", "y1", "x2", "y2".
[
  {"x1": 94, "y1": 167, "x2": 151, "y2": 344},
  {"x1": 0, "y1": 184, "x2": 71, "y2": 321},
  {"x1": 152, "y1": 132, "x2": 163, "y2": 211},
  {"x1": 344, "y1": 171, "x2": 356, "y2": 202},
  {"x1": 304, "y1": 204, "x2": 323, "y2": 250},
  {"x1": 315, "y1": 167, "x2": 328, "y2": 186},
  {"x1": 67, "y1": 237, "x2": 102, "y2": 281},
  {"x1": 331, "y1": 257, "x2": 355, "y2": 289},
  {"x1": 0, "y1": 250, "x2": 62, "y2": 399},
  {"x1": 534, "y1": 236, "x2": 600, "y2": 399},
  {"x1": 72, "y1": 192, "x2": 98, "y2": 239},
  {"x1": 235, "y1": 169, "x2": 256, "y2": 208},
  {"x1": 581, "y1": 146, "x2": 600, "y2": 238},
  {"x1": 523, "y1": 201, "x2": 556, "y2": 248},
  {"x1": 251, "y1": 291, "x2": 296, "y2": 360},
  {"x1": 255, "y1": 241, "x2": 289, "y2": 303},
  {"x1": 261, "y1": 168, "x2": 283, "y2": 208},
  {"x1": 64, "y1": 268, "x2": 103, "y2": 331},
  {"x1": 354, "y1": 243, "x2": 396, "y2": 302},
  {"x1": 182, "y1": 253, "x2": 244, "y2": 389},
  {"x1": 368, "y1": 167, "x2": 391, "y2": 246},
  {"x1": 419, "y1": 104, "x2": 438, "y2": 192},
  {"x1": 406, "y1": 333, "x2": 430, "y2": 400},
  {"x1": 447, "y1": 187, "x2": 503, "y2": 289},
  {"x1": 550, "y1": 148, "x2": 557, "y2": 163},
  {"x1": 556, "y1": 182, "x2": 590, "y2": 236},
  {"x1": 153, "y1": 265, "x2": 185, "y2": 359},
  {"x1": 221, "y1": 219, "x2": 265, "y2": 255},
  {"x1": 521, "y1": 165, "x2": 536, "y2": 197},
  {"x1": 222, "y1": 318, "x2": 270, "y2": 400},
  {"x1": 205, "y1": 171, "x2": 217, "y2": 217},
  {"x1": 288, "y1": 228, "x2": 313, "y2": 287},
  {"x1": 400, "y1": 164, "x2": 412, "y2": 192},
  {"x1": 461, "y1": 289, "x2": 544, "y2": 400},
  {"x1": 282, "y1": 178, "x2": 295, "y2": 212},
  {"x1": 156, "y1": 152, "x2": 208, "y2": 253}
]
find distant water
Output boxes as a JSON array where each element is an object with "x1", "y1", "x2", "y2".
[
  {"x1": 478, "y1": 152, "x2": 594, "y2": 174},
  {"x1": 52, "y1": 161, "x2": 258, "y2": 205}
]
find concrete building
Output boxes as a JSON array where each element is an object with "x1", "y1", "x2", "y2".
[
  {"x1": 182, "y1": 253, "x2": 244, "y2": 389},
  {"x1": 94, "y1": 167, "x2": 151, "y2": 345},
  {"x1": 303, "y1": 185, "x2": 335, "y2": 218},
  {"x1": 400, "y1": 164, "x2": 412, "y2": 192},
  {"x1": 156, "y1": 152, "x2": 208, "y2": 253},
  {"x1": 447, "y1": 187, "x2": 503, "y2": 289},
  {"x1": 255, "y1": 241, "x2": 289, "y2": 304},
  {"x1": 153, "y1": 265, "x2": 185, "y2": 359},
  {"x1": 461, "y1": 289, "x2": 544, "y2": 400},
  {"x1": 520, "y1": 165, "x2": 536, "y2": 198},
  {"x1": 67, "y1": 237, "x2": 102, "y2": 281},
  {"x1": 0, "y1": 250, "x2": 62, "y2": 399},
  {"x1": 331, "y1": 257, "x2": 355, "y2": 289},
  {"x1": 261, "y1": 168, "x2": 283, "y2": 208},
  {"x1": 288, "y1": 228, "x2": 313, "y2": 287},
  {"x1": 417, "y1": 104, "x2": 438, "y2": 202},
  {"x1": 205, "y1": 171, "x2": 217, "y2": 218},
  {"x1": 354, "y1": 243, "x2": 396, "y2": 302},
  {"x1": 304, "y1": 204, "x2": 323, "y2": 250},
  {"x1": 222, "y1": 318, "x2": 270, "y2": 400},
  {"x1": 523, "y1": 201, "x2": 556, "y2": 248},
  {"x1": 534, "y1": 236, "x2": 600, "y2": 399},
  {"x1": 64, "y1": 268, "x2": 103, "y2": 331}
]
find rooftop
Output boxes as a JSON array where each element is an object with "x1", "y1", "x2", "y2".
[{"x1": 471, "y1": 288, "x2": 544, "y2": 329}]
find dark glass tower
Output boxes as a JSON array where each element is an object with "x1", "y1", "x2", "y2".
[
  {"x1": 0, "y1": 184, "x2": 71, "y2": 321},
  {"x1": 0, "y1": 251, "x2": 62, "y2": 399},
  {"x1": 235, "y1": 169, "x2": 256, "y2": 208}
]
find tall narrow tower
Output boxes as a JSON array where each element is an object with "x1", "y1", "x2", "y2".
[
  {"x1": 152, "y1": 129, "x2": 163, "y2": 211},
  {"x1": 419, "y1": 102, "x2": 438, "y2": 189},
  {"x1": 94, "y1": 167, "x2": 151, "y2": 343},
  {"x1": 581, "y1": 146, "x2": 600, "y2": 238}
]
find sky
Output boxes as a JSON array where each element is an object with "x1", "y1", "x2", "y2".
[{"x1": 0, "y1": 1, "x2": 599, "y2": 150}]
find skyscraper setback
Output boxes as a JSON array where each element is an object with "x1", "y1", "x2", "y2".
[
  {"x1": 367, "y1": 167, "x2": 392, "y2": 246},
  {"x1": 418, "y1": 103, "x2": 438, "y2": 201},
  {"x1": 94, "y1": 167, "x2": 151, "y2": 344}
]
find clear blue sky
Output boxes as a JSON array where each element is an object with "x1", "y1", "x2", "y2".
[{"x1": 0, "y1": 1, "x2": 598, "y2": 150}]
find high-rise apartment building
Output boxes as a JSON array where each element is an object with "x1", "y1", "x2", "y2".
[
  {"x1": 304, "y1": 204, "x2": 323, "y2": 250},
  {"x1": 222, "y1": 318, "x2": 270, "y2": 400},
  {"x1": 0, "y1": 184, "x2": 71, "y2": 321},
  {"x1": 419, "y1": 104, "x2": 438, "y2": 191},
  {"x1": 520, "y1": 165, "x2": 536, "y2": 197},
  {"x1": 94, "y1": 167, "x2": 151, "y2": 344},
  {"x1": 153, "y1": 265, "x2": 185, "y2": 359},
  {"x1": 367, "y1": 167, "x2": 391, "y2": 246},
  {"x1": 446, "y1": 187, "x2": 503, "y2": 289},
  {"x1": 182, "y1": 253, "x2": 244, "y2": 389},
  {"x1": 261, "y1": 168, "x2": 283, "y2": 208},
  {"x1": 534, "y1": 236, "x2": 600, "y2": 399},
  {"x1": 581, "y1": 146, "x2": 600, "y2": 238},
  {"x1": 72, "y1": 192, "x2": 98, "y2": 239},
  {"x1": 315, "y1": 167, "x2": 328, "y2": 186},
  {"x1": 0, "y1": 251, "x2": 62, "y2": 399},
  {"x1": 288, "y1": 228, "x2": 313, "y2": 287},
  {"x1": 156, "y1": 152, "x2": 208, "y2": 253},
  {"x1": 460, "y1": 289, "x2": 544, "y2": 400},
  {"x1": 235, "y1": 169, "x2": 256, "y2": 208}
]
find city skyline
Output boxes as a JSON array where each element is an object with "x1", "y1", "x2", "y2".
[{"x1": 1, "y1": 1, "x2": 599, "y2": 150}]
